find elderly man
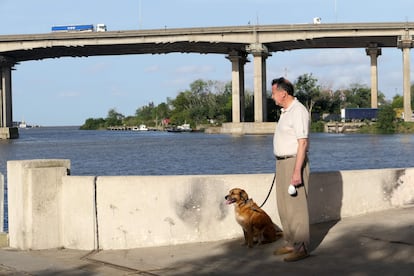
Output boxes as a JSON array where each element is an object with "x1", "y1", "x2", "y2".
[{"x1": 271, "y1": 77, "x2": 310, "y2": 262}]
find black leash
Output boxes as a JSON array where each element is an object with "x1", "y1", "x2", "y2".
[{"x1": 259, "y1": 173, "x2": 276, "y2": 208}]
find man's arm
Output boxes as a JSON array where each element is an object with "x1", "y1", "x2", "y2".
[{"x1": 291, "y1": 138, "x2": 308, "y2": 186}]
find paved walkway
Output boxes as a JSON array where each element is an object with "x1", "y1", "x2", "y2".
[{"x1": 1, "y1": 206, "x2": 413, "y2": 275}]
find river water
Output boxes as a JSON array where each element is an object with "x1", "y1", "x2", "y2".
[
  {"x1": 2, "y1": 126, "x2": 414, "y2": 176},
  {"x1": 2, "y1": 126, "x2": 414, "y2": 230}
]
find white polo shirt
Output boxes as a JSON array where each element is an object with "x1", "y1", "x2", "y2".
[{"x1": 273, "y1": 98, "x2": 309, "y2": 157}]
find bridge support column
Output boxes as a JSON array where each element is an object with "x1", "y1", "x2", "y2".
[
  {"x1": 247, "y1": 43, "x2": 271, "y2": 122},
  {"x1": 398, "y1": 35, "x2": 413, "y2": 122},
  {"x1": 0, "y1": 56, "x2": 18, "y2": 139},
  {"x1": 226, "y1": 51, "x2": 248, "y2": 123},
  {"x1": 366, "y1": 44, "x2": 381, "y2": 108}
]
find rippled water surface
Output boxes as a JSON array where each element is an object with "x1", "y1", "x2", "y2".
[{"x1": 2, "y1": 126, "x2": 414, "y2": 177}]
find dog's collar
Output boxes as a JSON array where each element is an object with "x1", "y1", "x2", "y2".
[
  {"x1": 237, "y1": 198, "x2": 250, "y2": 206},
  {"x1": 239, "y1": 198, "x2": 251, "y2": 206}
]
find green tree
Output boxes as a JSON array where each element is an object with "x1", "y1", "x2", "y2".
[
  {"x1": 411, "y1": 84, "x2": 414, "y2": 108},
  {"x1": 169, "y1": 91, "x2": 192, "y2": 125},
  {"x1": 105, "y1": 108, "x2": 124, "y2": 127},
  {"x1": 390, "y1": 86, "x2": 414, "y2": 120},
  {"x1": 135, "y1": 102, "x2": 156, "y2": 125},
  {"x1": 154, "y1": 102, "x2": 172, "y2": 127},
  {"x1": 244, "y1": 90, "x2": 254, "y2": 122},
  {"x1": 341, "y1": 84, "x2": 371, "y2": 108},
  {"x1": 294, "y1": 73, "x2": 321, "y2": 113},
  {"x1": 266, "y1": 94, "x2": 280, "y2": 122},
  {"x1": 321, "y1": 89, "x2": 341, "y2": 114},
  {"x1": 219, "y1": 82, "x2": 232, "y2": 122},
  {"x1": 391, "y1": 94, "x2": 403, "y2": 108},
  {"x1": 376, "y1": 105, "x2": 396, "y2": 133},
  {"x1": 79, "y1": 118, "x2": 106, "y2": 130},
  {"x1": 123, "y1": 116, "x2": 139, "y2": 127},
  {"x1": 169, "y1": 79, "x2": 230, "y2": 126}
]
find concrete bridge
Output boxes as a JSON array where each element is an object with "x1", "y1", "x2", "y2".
[{"x1": 1, "y1": 22, "x2": 414, "y2": 138}]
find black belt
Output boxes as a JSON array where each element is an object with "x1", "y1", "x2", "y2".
[{"x1": 276, "y1": 155, "x2": 296, "y2": 160}]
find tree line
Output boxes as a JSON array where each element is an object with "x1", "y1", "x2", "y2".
[{"x1": 80, "y1": 73, "x2": 414, "y2": 133}]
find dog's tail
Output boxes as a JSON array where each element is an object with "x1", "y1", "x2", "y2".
[{"x1": 273, "y1": 223, "x2": 283, "y2": 234}]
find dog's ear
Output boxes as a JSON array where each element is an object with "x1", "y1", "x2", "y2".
[{"x1": 240, "y1": 189, "x2": 248, "y2": 201}]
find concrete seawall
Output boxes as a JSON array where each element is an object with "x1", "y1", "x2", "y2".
[{"x1": 1, "y1": 159, "x2": 414, "y2": 250}]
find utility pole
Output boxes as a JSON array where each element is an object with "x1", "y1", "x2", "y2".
[
  {"x1": 334, "y1": 0, "x2": 338, "y2": 22},
  {"x1": 139, "y1": 0, "x2": 142, "y2": 29}
]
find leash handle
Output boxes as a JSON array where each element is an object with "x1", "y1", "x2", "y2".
[{"x1": 259, "y1": 173, "x2": 276, "y2": 208}]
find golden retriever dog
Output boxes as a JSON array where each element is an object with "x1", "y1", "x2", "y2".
[{"x1": 225, "y1": 188, "x2": 283, "y2": 248}]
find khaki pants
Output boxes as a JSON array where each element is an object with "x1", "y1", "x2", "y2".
[{"x1": 275, "y1": 157, "x2": 310, "y2": 251}]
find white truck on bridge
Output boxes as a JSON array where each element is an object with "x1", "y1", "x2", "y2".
[{"x1": 51, "y1": 24, "x2": 107, "y2": 32}]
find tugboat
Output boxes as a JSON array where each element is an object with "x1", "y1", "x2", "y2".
[
  {"x1": 18, "y1": 121, "x2": 27, "y2": 128},
  {"x1": 177, "y1": 123, "x2": 192, "y2": 132},
  {"x1": 167, "y1": 123, "x2": 192, "y2": 133},
  {"x1": 132, "y1": 124, "x2": 148, "y2": 131}
]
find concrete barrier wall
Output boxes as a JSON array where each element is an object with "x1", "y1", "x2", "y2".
[
  {"x1": 96, "y1": 174, "x2": 277, "y2": 250},
  {"x1": 61, "y1": 176, "x2": 97, "y2": 250},
  {"x1": 309, "y1": 168, "x2": 413, "y2": 222},
  {"x1": 7, "y1": 160, "x2": 70, "y2": 249},
  {"x1": 5, "y1": 159, "x2": 414, "y2": 250},
  {"x1": 221, "y1": 122, "x2": 276, "y2": 135}
]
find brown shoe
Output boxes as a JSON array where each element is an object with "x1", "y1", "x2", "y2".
[
  {"x1": 273, "y1": 246, "x2": 294, "y2": 256},
  {"x1": 283, "y1": 250, "x2": 309, "y2": 262}
]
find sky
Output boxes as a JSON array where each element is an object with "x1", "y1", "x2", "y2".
[{"x1": 1, "y1": 0, "x2": 414, "y2": 126}]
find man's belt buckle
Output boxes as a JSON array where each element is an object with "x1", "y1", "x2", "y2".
[{"x1": 276, "y1": 155, "x2": 296, "y2": 160}]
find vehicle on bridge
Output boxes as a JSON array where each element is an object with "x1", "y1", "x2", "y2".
[{"x1": 51, "y1": 24, "x2": 107, "y2": 32}]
